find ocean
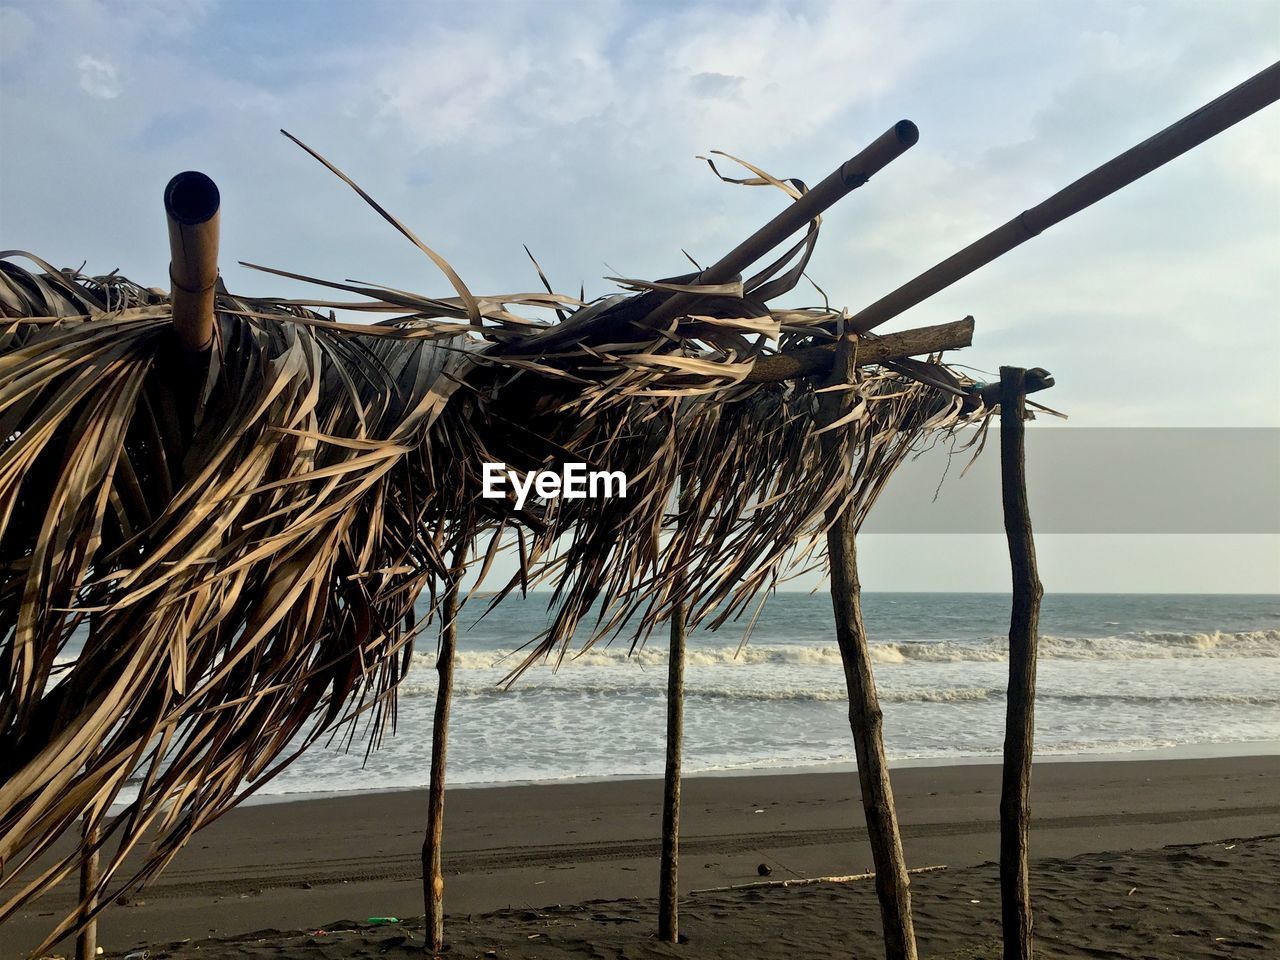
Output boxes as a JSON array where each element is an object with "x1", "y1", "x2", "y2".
[{"x1": 257, "y1": 592, "x2": 1280, "y2": 797}]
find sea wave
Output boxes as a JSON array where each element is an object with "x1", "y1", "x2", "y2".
[
  {"x1": 1040, "y1": 630, "x2": 1280, "y2": 659},
  {"x1": 415, "y1": 629, "x2": 1280, "y2": 673},
  {"x1": 398, "y1": 674, "x2": 1280, "y2": 708},
  {"x1": 431, "y1": 683, "x2": 1003, "y2": 704}
]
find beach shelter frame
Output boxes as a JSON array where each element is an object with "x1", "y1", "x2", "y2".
[
  {"x1": 0, "y1": 58, "x2": 1276, "y2": 960},
  {"x1": 649, "y1": 58, "x2": 1279, "y2": 958}
]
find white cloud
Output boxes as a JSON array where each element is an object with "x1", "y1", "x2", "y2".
[
  {"x1": 3, "y1": 0, "x2": 1278, "y2": 590},
  {"x1": 76, "y1": 54, "x2": 121, "y2": 98},
  {"x1": 367, "y1": 9, "x2": 620, "y2": 149},
  {"x1": 3, "y1": 0, "x2": 1277, "y2": 433}
]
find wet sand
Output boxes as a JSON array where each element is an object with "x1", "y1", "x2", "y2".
[{"x1": 6, "y1": 755, "x2": 1278, "y2": 958}]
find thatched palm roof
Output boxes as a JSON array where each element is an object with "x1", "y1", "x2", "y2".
[
  {"x1": 0, "y1": 150, "x2": 981, "y2": 947},
  {"x1": 1, "y1": 56, "x2": 1273, "y2": 954}
]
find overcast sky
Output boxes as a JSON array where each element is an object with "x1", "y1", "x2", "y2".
[{"x1": 1, "y1": 0, "x2": 1276, "y2": 592}]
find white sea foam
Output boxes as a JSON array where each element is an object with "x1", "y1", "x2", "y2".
[
  {"x1": 1039, "y1": 630, "x2": 1280, "y2": 660},
  {"x1": 234, "y1": 596, "x2": 1280, "y2": 796},
  {"x1": 414, "y1": 628, "x2": 1280, "y2": 675},
  {"x1": 427, "y1": 683, "x2": 1003, "y2": 704},
  {"x1": 43, "y1": 595, "x2": 1280, "y2": 799},
  {"x1": 398, "y1": 677, "x2": 1280, "y2": 708}
]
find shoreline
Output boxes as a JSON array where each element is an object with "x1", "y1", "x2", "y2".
[
  {"x1": 11, "y1": 753, "x2": 1279, "y2": 958},
  {"x1": 229, "y1": 737, "x2": 1280, "y2": 806}
]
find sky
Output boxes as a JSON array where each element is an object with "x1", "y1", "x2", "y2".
[{"x1": 0, "y1": 0, "x2": 1277, "y2": 592}]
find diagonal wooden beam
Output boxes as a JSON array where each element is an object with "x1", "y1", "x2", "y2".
[
  {"x1": 745, "y1": 316, "x2": 974, "y2": 383},
  {"x1": 514, "y1": 122, "x2": 920, "y2": 355},
  {"x1": 833, "y1": 60, "x2": 1280, "y2": 337},
  {"x1": 637, "y1": 121, "x2": 919, "y2": 335}
]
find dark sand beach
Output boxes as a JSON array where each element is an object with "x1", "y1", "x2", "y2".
[{"x1": 7, "y1": 754, "x2": 1277, "y2": 959}]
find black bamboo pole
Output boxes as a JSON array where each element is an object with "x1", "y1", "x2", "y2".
[
  {"x1": 516, "y1": 121, "x2": 919, "y2": 354},
  {"x1": 819, "y1": 338, "x2": 918, "y2": 960},
  {"x1": 998, "y1": 367, "x2": 1044, "y2": 960},
  {"x1": 423, "y1": 575, "x2": 460, "y2": 956},
  {"x1": 832, "y1": 60, "x2": 1279, "y2": 336},
  {"x1": 639, "y1": 121, "x2": 918, "y2": 334}
]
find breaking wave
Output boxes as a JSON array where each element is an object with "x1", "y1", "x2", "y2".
[
  {"x1": 397, "y1": 676, "x2": 1280, "y2": 708},
  {"x1": 411, "y1": 628, "x2": 1280, "y2": 674}
]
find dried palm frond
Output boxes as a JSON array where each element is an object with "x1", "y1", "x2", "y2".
[
  {"x1": 0, "y1": 146, "x2": 985, "y2": 952},
  {"x1": 0, "y1": 255, "x2": 483, "y2": 945}
]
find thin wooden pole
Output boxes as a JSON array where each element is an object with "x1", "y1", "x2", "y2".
[
  {"x1": 998, "y1": 366, "x2": 1044, "y2": 960},
  {"x1": 423, "y1": 575, "x2": 459, "y2": 956},
  {"x1": 836, "y1": 60, "x2": 1279, "y2": 337},
  {"x1": 658, "y1": 480, "x2": 689, "y2": 942},
  {"x1": 819, "y1": 338, "x2": 917, "y2": 960},
  {"x1": 75, "y1": 814, "x2": 99, "y2": 960}
]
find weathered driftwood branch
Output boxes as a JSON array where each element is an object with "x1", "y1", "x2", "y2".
[
  {"x1": 819, "y1": 337, "x2": 918, "y2": 960},
  {"x1": 999, "y1": 367, "x2": 1043, "y2": 960},
  {"x1": 832, "y1": 60, "x2": 1280, "y2": 336},
  {"x1": 746, "y1": 316, "x2": 974, "y2": 383},
  {"x1": 690, "y1": 864, "x2": 946, "y2": 895},
  {"x1": 423, "y1": 577, "x2": 460, "y2": 955},
  {"x1": 164, "y1": 171, "x2": 221, "y2": 354},
  {"x1": 639, "y1": 121, "x2": 919, "y2": 334}
]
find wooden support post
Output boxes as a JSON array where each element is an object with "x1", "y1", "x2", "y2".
[
  {"x1": 998, "y1": 366, "x2": 1044, "y2": 960},
  {"x1": 658, "y1": 480, "x2": 688, "y2": 942},
  {"x1": 423, "y1": 576, "x2": 460, "y2": 956},
  {"x1": 75, "y1": 814, "x2": 99, "y2": 960},
  {"x1": 819, "y1": 339, "x2": 918, "y2": 960}
]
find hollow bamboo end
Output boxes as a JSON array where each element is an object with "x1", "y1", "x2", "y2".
[
  {"x1": 839, "y1": 120, "x2": 919, "y2": 188},
  {"x1": 894, "y1": 120, "x2": 920, "y2": 147},
  {"x1": 165, "y1": 171, "x2": 221, "y2": 354},
  {"x1": 164, "y1": 172, "x2": 220, "y2": 226}
]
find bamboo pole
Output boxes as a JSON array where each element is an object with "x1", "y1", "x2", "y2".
[
  {"x1": 423, "y1": 575, "x2": 460, "y2": 956},
  {"x1": 818, "y1": 337, "x2": 918, "y2": 960},
  {"x1": 520, "y1": 121, "x2": 919, "y2": 353},
  {"x1": 998, "y1": 367, "x2": 1044, "y2": 960},
  {"x1": 164, "y1": 171, "x2": 221, "y2": 354},
  {"x1": 829, "y1": 60, "x2": 1280, "y2": 337},
  {"x1": 658, "y1": 481, "x2": 689, "y2": 942},
  {"x1": 75, "y1": 814, "x2": 99, "y2": 960},
  {"x1": 638, "y1": 121, "x2": 919, "y2": 334}
]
